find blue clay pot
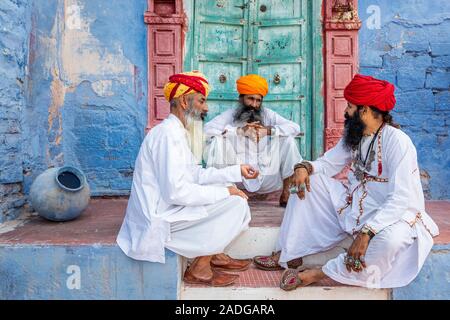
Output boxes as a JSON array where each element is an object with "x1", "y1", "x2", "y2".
[{"x1": 30, "y1": 166, "x2": 91, "y2": 222}]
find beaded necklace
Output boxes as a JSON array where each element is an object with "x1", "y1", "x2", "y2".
[{"x1": 353, "y1": 123, "x2": 385, "y2": 181}]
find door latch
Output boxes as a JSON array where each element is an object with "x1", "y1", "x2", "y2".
[
  {"x1": 219, "y1": 74, "x2": 227, "y2": 83},
  {"x1": 273, "y1": 73, "x2": 281, "y2": 85}
]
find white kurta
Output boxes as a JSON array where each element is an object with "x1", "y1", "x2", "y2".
[
  {"x1": 203, "y1": 108, "x2": 303, "y2": 193},
  {"x1": 277, "y1": 125, "x2": 439, "y2": 288},
  {"x1": 117, "y1": 114, "x2": 251, "y2": 263}
]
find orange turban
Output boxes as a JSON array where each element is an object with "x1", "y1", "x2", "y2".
[
  {"x1": 236, "y1": 74, "x2": 268, "y2": 97},
  {"x1": 344, "y1": 74, "x2": 396, "y2": 112},
  {"x1": 163, "y1": 71, "x2": 210, "y2": 102}
]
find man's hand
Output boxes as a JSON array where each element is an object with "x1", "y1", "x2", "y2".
[
  {"x1": 227, "y1": 186, "x2": 249, "y2": 200},
  {"x1": 239, "y1": 122, "x2": 270, "y2": 143},
  {"x1": 345, "y1": 233, "x2": 370, "y2": 273},
  {"x1": 240, "y1": 164, "x2": 259, "y2": 179},
  {"x1": 290, "y1": 167, "x2": 311, "y2": 200},
  {"x1": 247, "y1": 122, "x2": 271, "y2": 142}
]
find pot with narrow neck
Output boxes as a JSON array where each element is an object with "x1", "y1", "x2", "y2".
[{"x1": 30, "y1": 166, "x2": 91, "y2": 222}]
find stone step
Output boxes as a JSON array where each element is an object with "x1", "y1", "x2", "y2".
[
  {"x1": 180, "y1": 265, "x2": 390, "y2": 300},
  {"x1": 226, "y1": 200, "x2": 353, "y2": 265}
]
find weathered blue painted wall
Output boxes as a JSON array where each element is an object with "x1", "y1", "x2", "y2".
[
  {"x1": 393, "y1": 244, "x2": 450, "y2": 300},
  {"x1": 22, "y1": 0, "x2": 148, "y2": 198},
  {"x1": 358, "y1": 0, "x2": 450, "y2": 199},
  {"x1": 0, "y1": 0, "x2": 31, "y2": 222},
  {"x1": 0, "y1": 246, "x2": 179, "y2": 299}
]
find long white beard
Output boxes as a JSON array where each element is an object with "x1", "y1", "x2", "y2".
[{"x1": 186, "y1": 116, "x2": 204, "y2": 165}]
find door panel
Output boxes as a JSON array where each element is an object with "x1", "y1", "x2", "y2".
[
  {"x1": 256, "y1": 25, "x2": 302, "y2": 59},
  {"x1": 199, "y1": 0, "x2": 247, "y2": 19},
  {"x1": 257, "y1": 0, "x2": 302, "y2": 19},
  {"x1": 199, "y1": 23, "x2": 245, "y2": 58},
  {"x1": 252, "y1": 0, "x2": 309, "y2": 157},
  {"x1": 193, "y1": 0, "x2": 249, "y2": 122},
  {"x1": 257, "y1": 63, "x2": 302, "y2": 95},
  {"x1": 192, "y1": 0, "x2": 312, "y2": 158}
]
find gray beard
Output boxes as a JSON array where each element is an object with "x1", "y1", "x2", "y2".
[
  {"x1": 185, "y1": 115, "x2": 204, "y2": 164},
  {"x1": 233, "y1": 104, "x2": 264, "y2": 125}
]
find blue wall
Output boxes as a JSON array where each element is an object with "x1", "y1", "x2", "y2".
[
  {"x1": 393, "y1": 243, "x2": 450, "y2": 300},
  {"x1": 0, "y1": 0, "x2": 31, "y2": 222},
  {"x1": 0, "y1": 245, "x2": 179, "y2": 299},
  {"x1": 358, "y1": 0, "x2": 450, "y2": 199},
  {"x1": 22, "y1": 0, "x2": 148, "y2": 198}
]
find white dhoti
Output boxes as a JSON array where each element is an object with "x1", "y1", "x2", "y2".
[
  {"x1": 277, "y1": 173, "x2": 433, "y2": 288},
  {"x1": 204, "y1": 135, "x2": 302, "y2": 193},
  {"x1": 166, "y1": 196, "x2": 251, "y2": 258}
]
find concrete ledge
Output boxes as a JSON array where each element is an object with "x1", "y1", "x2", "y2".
[
  {"x1": 181, "y1": 286, "x2": 391, "y2": 300},
  {"x1": 392, "y1": 243, "x2": 450, "y2": 300},
  {"x1": 0, "y1": 245, "x2": 181, "y2": 300}
]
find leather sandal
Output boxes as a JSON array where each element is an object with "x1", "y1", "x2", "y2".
[
  {"x1": 253, "y1": 251, "x2": 284, "y2": 271},
  {"x1": 279, "y1": 266, "x2": 308, "y2": 291},
  {"x1": 183, "y1": 266, "x2": 238, "y2": 287},
  {"x1": 253, "y1": 251, "x2": 303, "y2": 271}
]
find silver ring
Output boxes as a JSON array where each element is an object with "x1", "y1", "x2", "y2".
[{"x1": 359, "y1": 255, "x2": 365, "y2": 263}]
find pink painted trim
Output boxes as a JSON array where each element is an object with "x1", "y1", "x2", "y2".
[
  {"x1": 323, "y1": 0, "x2": 361, "y2": 150},
  {"x1": 145, "y1": 0, "x2": 185, "y2": 132}
]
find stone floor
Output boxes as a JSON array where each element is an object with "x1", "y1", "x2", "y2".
[{"x1": 0, "y1": 197, "x2": 448, "y2": 245}]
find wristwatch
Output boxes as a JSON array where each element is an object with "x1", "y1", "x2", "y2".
[{"x1": 360, "y1": 226, "x2": 376, "y2": 240}]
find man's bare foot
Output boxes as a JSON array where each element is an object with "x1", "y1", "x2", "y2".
[
  {"x1": 297, "y1": 268, "x2": 326, "y2": 287},
  {"x1": 189, "y1": 256, "x2": 213, "y2": 281}
]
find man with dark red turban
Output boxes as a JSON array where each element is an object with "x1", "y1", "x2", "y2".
[
  {"x1": 254, "y1": 74, "x2": 439, "y2": 291},
  {"x1": 117, "y1": 71, "x2": 261, "y2": 287},
  {"x1": 204, "y1": 74, "x2": 303, "y2": 207}
]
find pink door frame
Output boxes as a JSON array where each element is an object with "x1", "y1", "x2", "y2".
[
  {"x1": 144, "y1": 0, "x2": 185, "y2": 131},
  {"x1": 324, "y1": 0, "x2": 362, "y2": 150},
  {"x1": 144, "y1": 0, "x2": 362, "y2": 152}
]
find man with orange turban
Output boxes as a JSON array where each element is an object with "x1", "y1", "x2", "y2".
[
  {"x1": 117, "y1": 71, "x2": 260, "y2": 287},
  {"x1": 204, "y1": 74, "x2": 303, "y2": 207},
  {"x1": 254, "y1": 74, "x2": 438, "y2": 291}
]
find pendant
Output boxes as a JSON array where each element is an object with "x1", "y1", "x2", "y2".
[
  {"x1": 365, "y1": 150, "x2": 375, "y2": 172},
  {"x1": 354, "y1": 167, "x2": 364, "y2": 181}
]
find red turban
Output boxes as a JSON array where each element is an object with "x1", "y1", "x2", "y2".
[
  {"x1": 344, "y1": 74, "x2": 396, "y2": 112},
  {"x1": 163, "y1": 71, "x2": 210, "y2": 101}
]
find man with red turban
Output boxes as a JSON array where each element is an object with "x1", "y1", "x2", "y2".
[
  {"x1": 253, "y1": 74, "x2": 438, "y2": 291},
  {"x1": 204, "y1": 74, "x2": 303, "y2": 207},
  {"x1": 117, "y1": 71, "x2": 260, "y2": 287}
]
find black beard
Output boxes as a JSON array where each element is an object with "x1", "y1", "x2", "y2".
[
  {"x1": 343, "y1": 111, "x2": 366, "y2": 150},
  {"x1": 233, "y1": 102, "x2": 263, "y2": 124}
]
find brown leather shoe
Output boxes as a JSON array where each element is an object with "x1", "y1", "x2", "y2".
[
  {"x1": 210, "y1": 254, "x2": 252, "y2": 272},
  {"x1": 183, "y1": 267, "x2": 238, "y2": 287}
]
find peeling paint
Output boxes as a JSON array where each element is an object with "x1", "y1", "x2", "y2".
[
  {"x1": 0, "y1": 212, "x2": 34, "y2": 235},
  {"x1": 61, "y1": 0, "x2": 134, "y2": 86},
  {"x1": 91, "y1": 80, "x2": 114, "y2": 97}
]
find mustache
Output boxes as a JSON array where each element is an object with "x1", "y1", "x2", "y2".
[{"x1": 233, "y1": 104, "x2": 263, "y2": 124}]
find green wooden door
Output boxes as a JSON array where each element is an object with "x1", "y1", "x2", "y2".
[{"x1": 190, "y1": 0, "x2": 314, "y2": 159}]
